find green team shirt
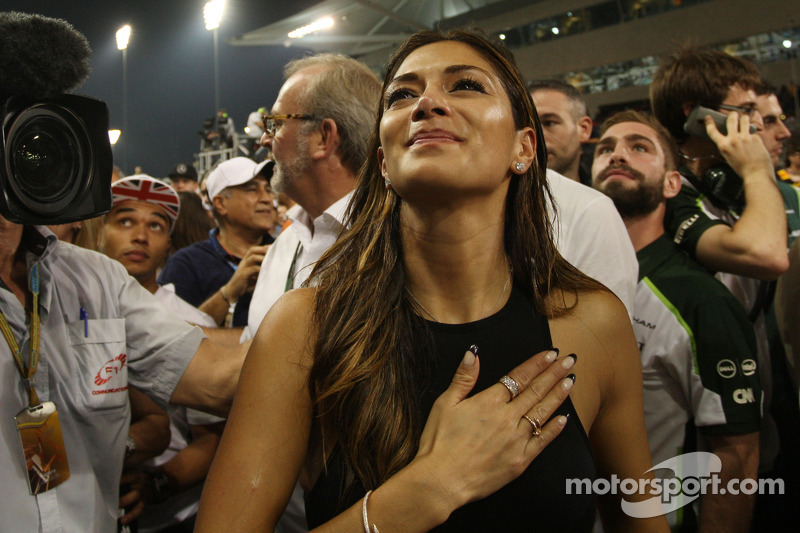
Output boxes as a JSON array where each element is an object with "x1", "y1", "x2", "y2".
[
  {"x1": 635, "y1": 236, "x2": 762, "y2": 528},
  {"x1": 635, "y1": 236, "x2": 761, "y2": 455}
]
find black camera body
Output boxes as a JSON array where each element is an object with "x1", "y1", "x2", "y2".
[{"x1": 1, "y1": 93, "x2": 112, "y2": 224}]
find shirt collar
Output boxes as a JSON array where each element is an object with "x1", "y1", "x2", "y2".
[
  {"x1": 636, "y1": 234, "x2": 679, "y2": 282},
  {"x1": 288, "y1": 191, "x2": 353, "y2": 243}
]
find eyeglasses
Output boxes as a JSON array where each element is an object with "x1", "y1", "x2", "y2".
[
  {"x1": 714, "y1": 103, "x2": 759, "y2": 119},
  {"x1": 260, "y1": 113, "x2": 316, "y2": 137}
]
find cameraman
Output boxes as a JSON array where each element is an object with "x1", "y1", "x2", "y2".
[
  {"x1": 651, "y1": 46, "x2": 789, "y2": 475},
  {"x1": 0, "y1": 12, "x2": 246, "y2": 531}
]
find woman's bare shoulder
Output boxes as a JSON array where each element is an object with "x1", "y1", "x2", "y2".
[
  {"x1": 548, "y1": 286, "x2": 636, "y2": 370},
  {"x1": 549, "y1": 286, "x2": 628, "y2": 327},
  {"x1": 253, "y1": 287, "x2": 318, "y2": 366}
]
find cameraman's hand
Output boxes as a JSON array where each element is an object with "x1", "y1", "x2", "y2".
[
  {"x1": 119, "y1": 469, "x2": 151, "y2": 525},
  {"x1": 705, "y1": 112, "x2": 772, "y2": 183},
  {"x1": 224, "y1": 244, "x2": 269, "y2": 301}
]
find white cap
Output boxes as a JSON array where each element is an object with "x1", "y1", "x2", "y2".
[
  {"x1": 206, "y1": 157, "x2": 258, "y2": 201},
  {"x1": 252, "y1": 159, "x2": 274, "y2": 181}
]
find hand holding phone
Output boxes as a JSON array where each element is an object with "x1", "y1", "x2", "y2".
[{"x1": 683, "y1": 105, "x2": 757, "y2": 141}]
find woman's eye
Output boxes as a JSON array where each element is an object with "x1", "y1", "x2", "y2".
[
  {"x1": 385, "y1": 88, "x2": 414, "y2": 107},
  {"x1": 149, "y1": 223, "x2": 165, "y2": 232},
  {"x1": 452, "y1": 77, "x2": 486, "y2": 93}
]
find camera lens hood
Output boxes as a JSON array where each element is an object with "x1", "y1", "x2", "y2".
[{"x1": 1, "y1": 93, "x2": 112, "y2": 224}]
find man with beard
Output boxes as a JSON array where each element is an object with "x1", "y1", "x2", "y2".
[
  {"x1": 593, "y1": 110, "x2": 761, "y2": 532},
  {"x1": 241, "y1": 53, "x2": 382, "y2": 533},
  {"x1": 242, "y1": 54, "x2": 381, "y2": 344}
]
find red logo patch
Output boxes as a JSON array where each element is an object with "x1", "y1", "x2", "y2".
[{"x1": 94, "y1": 354, "x2": 127, "y2": 386}]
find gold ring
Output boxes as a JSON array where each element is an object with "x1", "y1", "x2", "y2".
[
  {"x1": 499, "y1": 375, "x2": 520, "y2": 401},
  {"x1": 523, "y1": 415, "x2": 542, "y2": 437}
]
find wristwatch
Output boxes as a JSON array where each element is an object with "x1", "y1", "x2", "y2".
[
  {"x1": 124, "y1": 435, "x2": 136, "y2": 459},
  {"x1": 146, "y1": 469, "x2": 171, "y2": 504}
]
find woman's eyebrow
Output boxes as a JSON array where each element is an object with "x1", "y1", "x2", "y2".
[{"x1": 388, "y1": 64, "x2": 492, "y2": 85}]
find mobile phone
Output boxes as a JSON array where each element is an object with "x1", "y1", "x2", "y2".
[{"x1": 683, "y1": 105, "x2": 757, "y2": 140}]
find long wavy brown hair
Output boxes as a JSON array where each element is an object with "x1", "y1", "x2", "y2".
[{"x1": 309, "y1": 28, "x2": 602, "y2": 498}]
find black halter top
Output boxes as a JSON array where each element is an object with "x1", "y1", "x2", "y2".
[{"x1": 305, "y1": 286, "x2": 597, "y2": 531}]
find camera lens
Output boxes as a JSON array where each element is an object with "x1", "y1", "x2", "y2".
[{"x1": 5, "y1": 104, "x2": 91, "y2": 217}]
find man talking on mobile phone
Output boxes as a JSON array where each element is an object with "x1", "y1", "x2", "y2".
[{"x1": 650, "y1": 46, "x2": 788, "y2": 490}]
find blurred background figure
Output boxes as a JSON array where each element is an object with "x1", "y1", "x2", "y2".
[
  {"x1": 168, "y1": 163, "x2": 200, "y2": 193},
  {"x1": 171, "y1": 191, "x2": 216, "y2": 255}
]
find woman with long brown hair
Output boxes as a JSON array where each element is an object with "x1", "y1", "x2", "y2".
[{"x1": 198, "y1": 29, "x2": 665, "y2": 532}]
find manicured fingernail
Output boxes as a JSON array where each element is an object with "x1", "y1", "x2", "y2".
[
  {"x1": 562, "y1": 353, "x2": 576, "y2": 369},
  {"x1": 545, "y1": 349, "x2": 559, "y2": 363},
  {"x1": 567, "y1": 373, "x2": 576, "y2": 382},
  {"x1": 463, "y1": 349, "x2": 476, "y2": 367},
  {"x1": 469, "y1": 344, "x2": 479, "y2": 355},
  {"x1": 557, "y1": 415, "x2": 568, "y2": 426},
  {"x1": 562, "y1": 376, "x2": 575, "y2": 391}
]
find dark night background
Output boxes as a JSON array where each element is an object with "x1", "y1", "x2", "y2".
[{"x1": 1, "y1": 0, "x2": 323, "y2": 176}]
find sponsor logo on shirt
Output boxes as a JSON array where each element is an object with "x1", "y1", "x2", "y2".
[
  {"x1": 733, "y1": 388, "x2": 756, "y2": 404},
  {"x1": 93, "y1": 353, "x2": 128, "y2": 395},
  {"x1": 741, "y1": 359, "x2": 757, "y2": 376},
  {"x1": 674, "y1": 214, "x2": 700, "y2": 244},
  {"x1": 716, "y1": 359, "x2": 737, "y2": 378},
  {"x1": 633, "y1": 316, "x2": 656, "y2": 330}
]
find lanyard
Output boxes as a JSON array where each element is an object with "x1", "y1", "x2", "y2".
[
  {"x1": 0, "y1": 263, "x2": 41, "y2": 407},
  {"x1": 285, "y1": 242, "x2": 303, "y2": 293}
]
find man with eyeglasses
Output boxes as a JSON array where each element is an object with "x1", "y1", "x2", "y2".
[
  {"x1": 754, "y1": 84, "x2": 800, "y2": 245},
  {"x1": 755, "y1": 85, "x2": 793, "y2": 170},
  {"x1": 651, "y1": 46, "x2": 789, "y2": 491},
  {"x1": 240, "y1": 54, "x2": 381, "y2": 533}
]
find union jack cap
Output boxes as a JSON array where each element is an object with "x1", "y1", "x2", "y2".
[{"x1": 111, "y1": 175, "x2": 180, "y2": 231}]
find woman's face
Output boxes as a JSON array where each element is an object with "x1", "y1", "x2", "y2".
[{"x1": 378, "y1": 41, "x2": 528, "y2": 202}]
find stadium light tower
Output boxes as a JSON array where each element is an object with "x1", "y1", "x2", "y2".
[{"x1": 204, "y1": 0, "x2": 225, "y2": 115}]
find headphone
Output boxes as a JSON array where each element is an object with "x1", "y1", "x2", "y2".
[{"x1": 679, "y1": 162, "x2": 744, "y2": 213}]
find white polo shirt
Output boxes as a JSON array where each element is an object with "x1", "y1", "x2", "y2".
[
  {"x1": 0, "y1": 226, "x2": 204, "y2": 533},
  {"x1": 546, "y1": 169, "x2": 638, "y2": 318}
]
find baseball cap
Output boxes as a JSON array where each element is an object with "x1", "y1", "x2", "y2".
[
  {"x1": 168, "y1": 162, "x2": 198, "y2": 182},
  {"x1": 111, "y1": 175, "x2": 180, "y2": 233},
  {"x1": 205, "y1": 157, "x2": 258, "y2": 201},
  {"x1": 252, "y1": 159, "x2": 274, "y2": 182}
]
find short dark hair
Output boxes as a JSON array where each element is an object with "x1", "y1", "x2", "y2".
[
  {"x1": 650, "y1": 46, "x2": 762, "y2": 143},
  {"x1": 600, "y1": 109, "x2": 680, "y2": 171},
  {"x1": 528, "y1": 78, "x2": 588, "y2": 117},
  {"x1": 755, "y1": 82, "x2": 778, "y2": 97}
]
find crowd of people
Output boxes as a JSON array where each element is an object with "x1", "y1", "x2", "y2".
[{"x1": 2, "y1": 9, "x2": 800, "y2": 533}]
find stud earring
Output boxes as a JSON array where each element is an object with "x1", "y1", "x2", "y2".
[
  {"x1": 384, "y1": 176, "x2": 392, "y2": 189},
  {"x1": 515, "y1": 162, "x2": 525, "y2": 172}
]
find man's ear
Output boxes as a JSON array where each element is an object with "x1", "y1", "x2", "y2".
[
  {"x1": 663, "y1": 169, "x2": 682, "y2": 199},
  {"x1": 577, "y1": 115, "x2": 594, "y2": 143},
  {"x1": 212, "y1": 194, "x2": 227, "y2": 216},
  {"x1": 311, "y1": 118, "x2": 339, "y2": 161},
  {"x1": 510, "y1": 127, "x2": 536, "y2": 174}
]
